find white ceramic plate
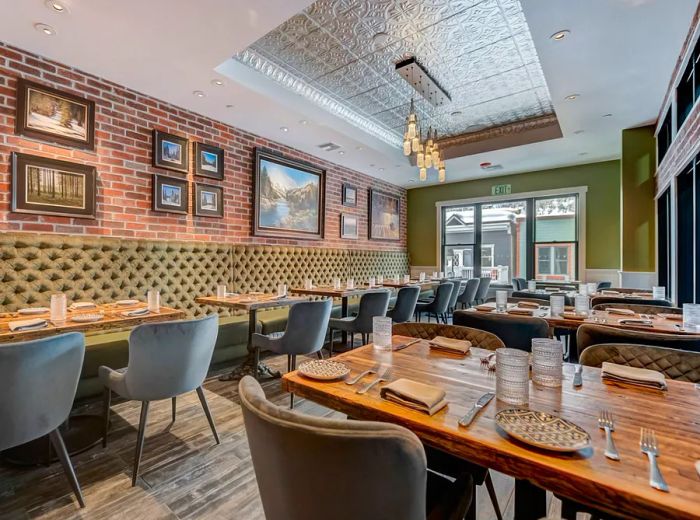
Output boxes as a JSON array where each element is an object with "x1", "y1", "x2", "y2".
[
  {"x1": 71, "y1": 313, "x2": 104, "y2": 323},
  {"x1": 17, "y1": 307, "x2": 50, "y2": 315},
  {"x1": 298, "y1": 360, "x2": 350, "y2": 381},
  {"x1": 496, "y1": 409, "x2": 591, "y2": 453},
  {"x1": 70, "y1": 302, "x2": 97, "y2": 310},
  {"x1": 115, "y1": 299, "x2": 140, "y2": 306}
]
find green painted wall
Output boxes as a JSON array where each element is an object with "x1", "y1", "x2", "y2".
[
  {"x1": 621, "y1": 126, "x2": 656, "y2": 272},
  {"x1": 407, "y1": 160, "x2": 621, "y2": 269}
]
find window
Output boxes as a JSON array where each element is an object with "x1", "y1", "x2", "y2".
[
  {"x1": 481, "y1": 244, "x2": 495, "y2": 268},
  {"x1": 536, "y1": 244, "x2": 574, "y2": 277},
  {"x1": 676, "y1": 36, "x2": 700, "y2": 131},
  {"x1": 442, "y1": 206, "x2": 475, "y2": 278},
  {"x1": 657, "y1": 108, "x2": 672, "y2": 164},
  {"x1": 657, "y1": 188, "x2": 671, "y2": 298},
  {"x1": 534, "y1": 195, "x2": 578, "y2": 281}
]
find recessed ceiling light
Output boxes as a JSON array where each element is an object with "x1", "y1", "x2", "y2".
[
  {"x1": 192, "y1": 90, "x2": 205, "y2": 98},
  {"x1": 550, "y1": 30, "x2": 570, "y2": 41},
  {"x1": 573, "y1": 130, "x2": 585, "y2": 135},
  {"x1": 565, "y1": 94, "x2": 579, "y2": 101},
  {"x1": 450, "y1": 111, "x2": 463, "y2": 117},
  {"x1": 225, "y1": 104, "x2": 234, "y2": 109},
  {"x1": 45, "y1": 0, "x2": 68, "y2": 13},
  {"x1": 602, "y1": 113, "x2": 613, "y2": 117},
  {"x1": 34, "y1": 23, "x2": 55, "y2": 35},
  {"x1": 338, "y1": 151, "x2": 345, "y2": 155},
  {"x1": 356, "y1": 146, "x2": 363, "y2": 151},
  {"x1": 280, "y1": 126, "x2": 289, "y2": 132},
  {"x1": 211, "y1": 79, "x2": 224, "y2": 86},
  {"x1": 369, "y1": 164, "x2": 375, "y2": 167},
  {"x1": 299, "y1": 119, "x2": 308, "y2": 125},
  {"x1": 379, "y1": 167, "x2": 385, "y2": 171}
]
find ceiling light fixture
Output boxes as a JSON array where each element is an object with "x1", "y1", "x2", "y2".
[
  {"x1": 211, "y1": 79, "x2": 224, "y2": 86},
  {"x1": 355, "y1": 146, "x2": 363, "y2": 151},
  {"x1": 280, "y1": 126, "x2": 289, "y2": 132},
  {"x1": 193, "y1": 90, "x2": 205, "y2": 98},
  {"x1": 299, "y1": 119, "x2": 308, "y2": 125},
  {"x1": 338, "y1": 151, "x2": 345, "y2": 155},
  {"x1": 225, "y1": 104, "x2": 234, "y2": 109},
  {"x1": 34, "y1": 23, "x2": 55, "y2": 35},
  {"x1": 45, "y1": 0, "x2": 67, "y2": 13},
  {"x1": 565, "y1": 94, "x2": 579, "y2": 101},
  {"x1": 550, "y1": 30, "x2": 570, "y2": 41},
  {"x1": 379, "y1": 167, "x2": 385, "y2": 171}
]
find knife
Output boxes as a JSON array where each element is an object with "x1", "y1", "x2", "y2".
[
  {"x1": 458, "y1": 392, "x2": 495, "y2": 427},
  {"x1": 573, "y1": 364, "x2": 583, "y2": 388},
  {"x1": 393, "y1": 338, "x2": 421, "y2": 351}
]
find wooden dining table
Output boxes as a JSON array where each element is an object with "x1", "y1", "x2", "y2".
[{"x1": 283, "y1": 340, "x2": 700, "y2": 520}]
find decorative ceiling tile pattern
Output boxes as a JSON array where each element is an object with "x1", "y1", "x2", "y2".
[{"x1": 237, "y1": 0, "x2": 554, "y2": 147}]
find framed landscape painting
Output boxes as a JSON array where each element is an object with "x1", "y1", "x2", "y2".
[
  {"x1": 369, "y1": 188, "x2": 400, "y2": 241},
  {"x1": 194, "y1": 182, "x2": 223, "y2": 218},
  {"x1": 15, "y1": 79, "x2": 95, "y2": 150},
  {"x1": 194, "y1": 142, "x2": 224, "y2": 180},
  {"x1": 341, "y1": 213, "x2": 358, "y2": 239},
  {"x1": 253, "y1": 148, "x2": 325, "y2": 239},
  {"x1": 152, "y1": 130, "x2": 189, "y2": 173},
  {"x1": 11, "y1": 152, "x2": 96, "y2": 218},
  {"x1": 152, "y1": 174, "x2": 188, "y2": 214}
]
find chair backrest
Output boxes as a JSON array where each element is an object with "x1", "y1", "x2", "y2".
[
  {"x1": 596, "y1": 281, "x2": 612, "y2": 290},
  {"x1": 576, "y1": 324, "x2": 700, "y2": 357},
  {"x1": 354, "y1": 290, "x2": 391, "y2": 333},
  {"x1": 512, "y1": 278, "x2": 526, "y2": 291},
  {"x1": 281, "y1": 299, "x2": 333, "y2": 355},
  {"x1": 447, "y1": 280, "x2": 463, "y2": 309},
  {"x1": 457, "y1": 278, "x2": 480, "y2": 305},
  {"x1": 592, "y1": 303, "x2": 682, "y2": 315},
  {"x1": 387, "y1": 286, "x2": 421, "y2": 323},
  {"x1": 474, "y1": 277, "x2": 491, "y2": 300},
  {"x1": 392, "y1": 322, "x2": 505, "y2": 351},
  {"x1": 487, "y1": 296, "x2": 553, "y2": 306},
  {"x1": 590, "y1": 296, "x2": 671, "y2": 308},
  {"x1": 124, "y1": 314, "x2": 219, "y2": 400},
  {"x1": 580, "y1": 343, "x2": 700, "y2": 383},
  {"x1": 430, "y1": 282, "x2": 454, "y2": 314},
  {"x1": 511, "y1": 290, "x2": 550, "y2": 302},
  {"x1": 239, "y1": 376, "x2": 428, "y2": 520},
  {"x1": 0, "y1": 333, "x2": 85, "y2": 450},
  {"x1": 453, "y1": 310, "x2": 550, "y2": 351}
]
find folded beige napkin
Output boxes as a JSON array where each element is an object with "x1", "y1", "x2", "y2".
[
  {"x1": 517, "y1": 301, "x2": 540, "y2": 309},
  {"x1": 70, "y1": 301, "x2": 97, "y2": 310},
  {"x1": 659, "y1": 313, "x2": 683, "y2": 321},
  {"x1": 601, "y1": 362, "x2": 667, "y2": 390},
  {"x1": 508, "y1": 307, "x2": 534, "y2": 316},
  {"x1": 475, "y1": 304, "x2": 494, "y2": 312},
  {"x1": 561, "y1": 311, "x2": 585, "y2": 320},
  {"x1": 380, "y1": 378, "x2": 448, "y2": 416},
  {"x1": 606, "y1": 307, "x2": 636, "y2": 316},
  {"x1": 428, "y1": 336, "x2": 471, "y2": 354},
  {"x1": 9, "y1": 318, "x2": 48, "y2": 332},
  {"x1": 601, "y1": 290, "x2": 621, "y2": 296}
]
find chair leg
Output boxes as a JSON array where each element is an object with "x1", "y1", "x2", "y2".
[
  {"x1": 49, "y1": 429, "x2": 85, "y2": 508},
  {"x1": 316, "y1": 350, "x2": 324, "y2": 360},
  {"x1": 171, "y1": 397, "x2": 176, "y2": 423},
  {"x1": 329, "y1": 329, "x2": 334, "y2": 357},
  {"x1": 132, "y1": 401, "x2": 150, "y2": 487},
  {"x1": 102, "y1": 387, "x2": 111, "y2": 448},
  {"x1": 289, "y1": 354, "x2": 297, "y2": 409},
  {"x1": 350, "y1": 332, "x2": 354, "y2": 349},
  {"x1": 253, "y1": 347, "x2": 261, "y2": 381},
  {"x1": 484, "y1": 470, "x2": 503, "y2": 520},
  {"x1": 196, "y1": 386, "x2": 220, "y2": 445}
]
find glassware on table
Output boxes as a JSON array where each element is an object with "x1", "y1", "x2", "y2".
[
  {"x1": 527, "y1": 280, "x2": 537, "y2": 292},
  {"x1": 683, "y1": 304, "x2": 700, "y2": 332},
  {"x1": 368, "y1": 276, "x2": 376, "y2": 288},
  {"x1": 652, "y1": 286, "x2": 666, "y2": 300},
  {"x1": 304, "y1": 278, "x2": 313, "y2": 290},
  {"x1": 495, "y1": 290, "x2": 508, "y2": 312},
  {"x1": 496, "y1": 348, "x2": 530, "y2": 405},
  {"x1": 50, "y1": 293, "x2": 67, "y2": 322},
  {"x1": 404, "y1": 274, "x2": 411, "y2": 284},
  {"x1": 333, "y1": 278, "x2": 342, "y2": 290},
  {"x1": 147, "y1": 290, "x2": 160, "y2": 312},
  {"x1": 347, "y1": 278, "x2": 355, "y2": 290},
  {"x1": 587, "y1": 282, "x2": 598, "y2": 295},
  {"x1": 277, "y1": 284, "x2": 287, "y2": 297},
  {"x1": 419, "y1": 272, "x2": 426, "y2": 282},
  {"x1": 377, "y1": 275, "x2": 383, "y2": 285},
  {"x1": 531, "y1": 338, "x2": 563, "y2": 387},
  {"x1": 438, "y1": 271, "x2": 444, "y2": 278},
  {"x1": 432, "y1": 272, "x2": 438, "y2": 279},
  {"x1": 574, "y1": 294, "x2": 590, "y2": 316},
  {"x1": 550, "y1": 294, "x2": 565, "y2": 316},
  {"x1": 579, "y1": 283, "x2": 589, "y2": 296},
  {"x1": 216, "y1": 284, "x2": 227, "y2": 298},
  {"x1": 372, "y1": 316, "x2": 393, "y2": 351}
]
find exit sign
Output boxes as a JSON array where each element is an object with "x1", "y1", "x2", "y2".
[{"x1": 491, "y1": 184, "x2": 512, "y2": 196}]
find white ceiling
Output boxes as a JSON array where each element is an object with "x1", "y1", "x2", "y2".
[{"x1": 0, "y1": 0, "x2": 696, "y2": 188}]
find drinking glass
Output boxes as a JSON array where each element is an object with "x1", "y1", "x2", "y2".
[
  {"x1": 527, "y1": 280, "x2": 537, "y2": 292},
  {"x1": 550, "y1": 294, "x2": 565, "y2": 316},
  {"x1": 574, "y1": 294, "x2": 590, "y2": 316},
  {"x1": 419, "y1": 272, "x2": 426, "y2": 282},
  {"x1": 432, "y1": 272, "x2": 438, "y2": 279},
  {"x1": 277, "y1": 283, "x2": 287, "y2": 297},
  {"x1": 347, "y1": 278, "x2": 355, "y2": 290},
  {"x1": 403, "y1": 274, "x2": 411, "y2": 284},
  {"x1": 147, "y1": 290, "x2": 160, "y2": 312},
  {"x1": 652, "y1": 286, "x2": 666, "y2": 300},
  {"x1": 377, "y1": 275, "x2": 383, "y2": 286},
  {"x1": 372, "y1": 317, "x2": 393, "y2": 351},
  {"x1": 438, "y1": 271, "x2": 444, "y2": 278},
  {"x1": 333, "y1": 278, "x2": 342, "y2": 290},
  {"x1": 587, "y1": 282, "x2": 598, "y2": 295},
  {"x1": 304, "y1": 278, "x2": 313, "y2": 290},
  {"x1": 531, "y1": 338, "x2": 563, "y2": 387},
  {"x1": 495, "y1": 290, "x2": 508, "y2": 312},
  {"x1": 683, "y1": 304, "x2": 700, "y2": 332},
  {"x1": 50, "y1": 293, "x2": 67, "y2": 322},
  {"x1": 368, "y1": 276, "x2": 376, "y2": 288},
  {"x1": 578, "y1": 283, "x2": 588, "y2": 296},
  {"x1": 216, "y1": 284, "x2": 227, "y2": 298},
  {"x1": 496, "y1": 348, "x2": 530, "y2": 405}
]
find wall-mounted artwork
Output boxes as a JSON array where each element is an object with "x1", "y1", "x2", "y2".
[
  {"x1": 341, "y1": 213, "x2": 358, "y2": 239},
  {"x1": 15, "y1": 79, "x2": 95, "y2": 150},
  {"x1": 194, "y1": 182, "x2": 223, "y2": 218},
  {"x1": 342, "y1": 183, "x2": 357, "y2": 207},
  {"x1": 369, "y1": 188, "x2": 400, "y2": 241},
  {"x1": 152, "y1": 130, "x2": 189, "y2": 173},
  {"x1": 194, "y1": 142, "x2": 224, "y2": 180},
  {"x1": 253, "y1": 148, "x2": 325, "y2": 239},
  {"x1": 152, "y1": 174, "x2": 188, "y2": 214},
  {"x1": 11, "y1": 152, "x2": 96, "y2": 218}
]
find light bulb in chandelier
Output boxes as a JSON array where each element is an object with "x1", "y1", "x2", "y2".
[
  {"x1": 407, "y1": 122, "x2": 416, "y2": 139},
  {"x1": 403, "y1": 134, "x2": 411, "y2": 156},
  {"x1": 417, "y1": 149, "x2": 425, "y2": 168},
  {"x1": 419, "y1": 167, "x2": 427, "y2": 181},
  {"x1": 425, "y1": 153, "x2": 433, "y2": 169},
  {"x1": 438, "y1": 168, "x2": 445, "y2": 183},
  {"x1": 432, "y1": 147, "x2": 439, "y2": 164}
]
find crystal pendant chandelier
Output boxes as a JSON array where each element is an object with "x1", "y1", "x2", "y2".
[{"x1": 402, "y1": 101, "x2": 446, "y2": 183}]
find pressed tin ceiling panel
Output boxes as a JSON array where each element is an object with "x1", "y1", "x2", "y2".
[{"x1": 237, "y1": 0, "x2": 555, "y2": 147}]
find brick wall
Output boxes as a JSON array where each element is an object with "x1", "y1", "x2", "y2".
[{"x1": 0, "y1": 43, "x2": 406, "y2": 250}]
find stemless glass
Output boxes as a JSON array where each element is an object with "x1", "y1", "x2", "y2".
[
  {"x1": 277, "y1": 283, "x2": 287, "y2": 297},
  {"x1": 527, "y1": 280, "x2": 537, "y2": 292},
  {"x1": 372, "y1": 316, "x2": 393, "y2": 351},
  {"x1": 347, "y1": 278, "x2": 355, "y2": 290},
  {"x1": 550, "y1": 294, "x2": 565, "y2": 317},
  {"x1": 495, "y1": 290, "x2": 508, "y2": 312},
  {"x1": 683, "y1": 304, "x2": 700, "y2": 332},
  {"x1": 50, "y1": 293, "x2": 67, "y2": 322},
  {"x1": 579, "y1": 283, "x2": 589, "y2": 296},
  {"x1": 419, "y1": 272, "x2": 426, "y2": 282},
  {"x1": 216, "y1": 284, "x2": 227, "y2": 298},
  {"x1": 587, "y1": 282, "x2": 598, "y2": 295},
  {"x1": 147, "y1": 290, "x2": 160, "y2": 312},
  {"x1": 575, "y1": 294, "x2": 590, "y2": 316},
  {"x1": 652, "y1": 286, "x2": 666, "y2": 300},
  {"x1": 432, "y1": 272, "x2": 438, "y2": 279},
  {"x1": 496, "y1": 348, "x2": 530, "y2": 405},
  {"x1": 333, "y1": 278, "x2": 342, "y2": 290},
  {"x1": 531, "y1": 338, "x2": 563, "y2": 387},
  {"x1": 368, "y1": 276, "x2": 376, "y2": 288},
  {"x1": 403, "y1": 274, "x2": 411, "y2": 284},
  {"x1": 304, "y1": 278, "x2": 313, "y2": 290},
  {"x1": 377, "y1": 275, "x2": 384, "y2": 286}
]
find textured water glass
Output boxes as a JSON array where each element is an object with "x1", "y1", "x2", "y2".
[
  {"x1": 404, "y1": 274, "x2": 411, "y2": 284},
  {"x1": 377, "y1": 275, "x2": 384, "y2": 285},
  {"x1": 531, "y1": 339, "x2": 563, "y2": 387},
  {"x1": 495, "y1": 290, "x2": 508, "y2": 312},
  {"x1": 216, "y1": 284, "x2": 227, "y2": 298},
  {"x1": 579, "y1": 283, "x2": 589, "y2": 296},
  {"x1": 496, "y1": 348, "x2": 530, "y2": 405},
  {"x1": 50, "y1": 293, "x2": 67, "y2": 322},
  {"x1": 438, "y1": 271, "x2": 444, "y2": 278},
  {"x1": 147, "y1": 290, "x2": 160, "y2": 312},
  {"x1": 653, "y1": 286, "x2": 666, "y2": 300},
  {"x1": 527, "y1": 280, "x2": 537, "y2": 292},
  {"x1": 277, "y1": 284, "x2": 287, "y2": 297},
  {"x1": 432, "y1": 272, "x2": 438, "y2": 279},
  {"x1": 368, "y1": 276, "x2": 376, "y2": 288},
  {"x1": 304, "y1": 278, "x2": 313, "y2": 290},
  {"x1": 347, "y1": 278, "x2": 355, "y2": 290},
  {"x1": 575, "y1": 294, "x2": 590, "y2": 316},
  {"x1": 333, "y1": 278, "x2": 341, "y2": 290},
  {"x1": 419, "y1": 272, "x2": 426, "y2": 282},
  {"x1": 372, "y1": 317, "x2": 393, "y2": 351},
  {"x1": 683, "y1": 304, "x2": 700, "y2": 332},
  {"x1": 587, "y1": 282, "x2": 598, "y2": 295},
  {"x1": 550, "y1": 294, "x2": 565, "y2": 316}
]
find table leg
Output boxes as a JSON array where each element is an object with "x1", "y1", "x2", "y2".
[
  {"x1": 514, "y1": 479, "x2": 546, "y2": 520},
  {"x1": 341, "y1": 296, "x2": 349, "y2": 347}
]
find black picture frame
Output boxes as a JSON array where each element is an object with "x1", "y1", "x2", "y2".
[
  {"x1": 193, "y1": 142, "x2": 224, "y2": 180},
  {"x1": 152, "y1": 130, "x2": 189, "y2": 173},
  {"x1": 152, "y1": 174, "x2": 188, "y2": 214},
  {"x1": 11, "y1": 152, "x2": 97, "y2": 219},
  {"x1": 194, "y1": 182, "x2": 224, "y2": 218},
  {"x1": 342, "y1": 183, "x2": 357, "y2": 207},
  {"x1": 340, "y1": 213, "x2": 358, "y2": 239},
  {"x1": 253, "y1": 148, "x2": 325, "y2": 240},
  {"x1": 15, "y1": 78, "x2": 96, "y2": 150},
  {"x1": 368, "y1": 188, "x2": 401, "y2": 241}
]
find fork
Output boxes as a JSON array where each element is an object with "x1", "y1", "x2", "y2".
[
  {"x1": 345, "y1": 363, "x2": 380, "y2": 385},
  {"x1": 356, "y1": 368, "x2": 392, "y2": 394},
  {"x1": 640, "y1": 428, "x2": 669, "y2": 492},
  {"x1": 598, "y1": 410, "x2": 620, "y2": 460}
]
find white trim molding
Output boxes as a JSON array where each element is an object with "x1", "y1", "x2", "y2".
[{"x1": 619, "y1": 271, "x2": 657, "y2": 290}]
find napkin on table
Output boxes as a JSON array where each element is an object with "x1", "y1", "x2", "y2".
[
  {"x1": 380, "y1": 378, "x2": 448, "y2": 416},
  {"x1": 9, "y1": 318, "x2": 48, "y2": 332},
  {"x1": 606, "y1": 308, "x2": 636, "y2": 316},
  {"x1": 601, "y1": 362, "x2": 667, "y2": 390},
  {"x1": 428, "y1": 336, "x2": 471, "y2": 354},
  {"x1": 517, "y1": 301, "x2": 540, "y2": 309},
  {"x1": 474, "y1": 304, "x2": 494, "y2": 312},
  {"x1": 507, "y1": 308, "x2": 534, "y2": 316}
]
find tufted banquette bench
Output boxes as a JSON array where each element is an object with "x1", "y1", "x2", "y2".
[{"x1": 0, "y1": 233, "x2": 409, "y2": 401}]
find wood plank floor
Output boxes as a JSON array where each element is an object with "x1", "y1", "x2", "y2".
[{"x1": 0, "y1": 353, "x2": 577, "y2": 519}]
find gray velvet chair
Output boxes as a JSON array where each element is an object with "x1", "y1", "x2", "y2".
[
  {"x1": 446, "y1": 280, "x2": 464, "y2": 317},
  {"x1": 252, "y1": 299, "x2": 332, "y2": 408},
  {"x1": 239, "y1": 376, "x2": 473, "y2": 520},
  {"x1": 415, "y1": 282, "x2": 453, "y2": 324},
  {"x1": 453, "y1": 310, "x2": 550, "y2": 351},
  {"x1": 457, "y1": 278, "x2": 480, "y2": 309},
  {"x1": 596, "y1": 281, "x2": 612, "y2": 290},
  {"x1": 592, "y1": 303, "x2": 682, "y2": 315},
  {"x1": 99, "y1": 314, "x2": 220, "y2": 486},
  {"x1": 473, "y1": 277, "x2": 492, "y2": 304},
  {"x1": 0, "y1": 333, "x2": 86, "y2": 507},
  {"x1": 329, "y1": 290, "x2": 391, "y2": 355},
  {"x1": 386, "y1": 285, "x2": 421, "y2": 323},
  {"x1": 590, "y1": 296, "x2": 671, "y2": 308},
  {"x1": 512, "y1": 277, "x2": 526, "y2": 291},
  {"x1": 576, "y1": 323, "x2": 700, "y2": 358}
]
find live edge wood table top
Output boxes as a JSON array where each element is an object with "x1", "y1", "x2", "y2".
[
  {"x1": 0, "y1": 303, "x2": 185, "y2": 343},
  {"x1": 196, "y1": 293, "x2": 307, "y2": 311},
  {"x1": 283, "y1": 342, "x2": 700, "y2": 520}
]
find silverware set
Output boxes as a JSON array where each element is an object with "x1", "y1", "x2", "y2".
[
  {"x1": 356, "y1": 367, "x2": 392, "y2": 394},
  {"x1": 458, "y1": 392, "x2": 494, "y2": 427},
  {"x1": 345, "y1": 363, "x2": 380, "y2": 386},
  {"x1": 640, "y1": 428, "x2": 669, "y2": 492}
]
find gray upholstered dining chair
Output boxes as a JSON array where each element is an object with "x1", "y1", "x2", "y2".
[
  {"x1": 473, "y1": 277, "x2": 491, "y2": 304},
  {"x1": 415, "y1": 282, "x2": 453, "y2": 323},
  {"x1": 590, "y1": 296, "x2": 671, "y2": 308},
  {"x1": 386, "y1": 285, "x2": 421, "y2": 323},
  {"x1": 456, "y1": 278, "x2": 480, "y2": 309},
  {"x1": 0, "y1": 333, "x2": 86, "y2": 507},
  {"x1": 576, "y1": 323, "x2": 700, "y2": 358},
  {"x1": 596, "y1": 281, "x2": 612, "y2": 290},
  {"x1": 592, "y1": 303, "x2": 682, "y2": 315},
  {"x1": 511, "y1": 277, "x2": 526, "y2": 291},
  {"x1": 453, "y1": 310, "x2": 550, "y2": 351},
  {"x1": 446, "y1": 280, "x2": 464, "y2": 317},
  {"x1": 329, "y1": 290, "x2": 391, "y2": 355},
  {"x1": 99, "y1": 314, "x2": 220, "y2": 486},
  {"x1": 393, "y1": 322, "x2": 504, "y2": 351},
  {"x1": 252, "y1": 299, "x2": 332, "y2": 408},
  {"x1": 239, "y1": 376, "x2": 473, "y2": 520}
]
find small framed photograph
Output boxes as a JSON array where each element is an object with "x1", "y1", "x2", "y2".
[
  {"x1": 341, "y1": 213, "x2": 359, "y2": 239},
  {"x1": 342, "y1": 183, "x2": 357, "y2": 207},
  {"x1": 152, "y1": 174, "x2": 188, "y2": 214},
  {"x1": 15, "y1": 79, "x2": 95, "y2": 150},
  {"x1": 194, "y1": 183, "x2": 224, "y2": 218},
  {"x1": 152, "y1": 130, "x2": 189, "y2": 173},
  {"x1": 194, "y1": 142, "x2": 224, "y2": 180},
  {"x1": 11, "y1": 152, "x2": 96, "y2": 218}
]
